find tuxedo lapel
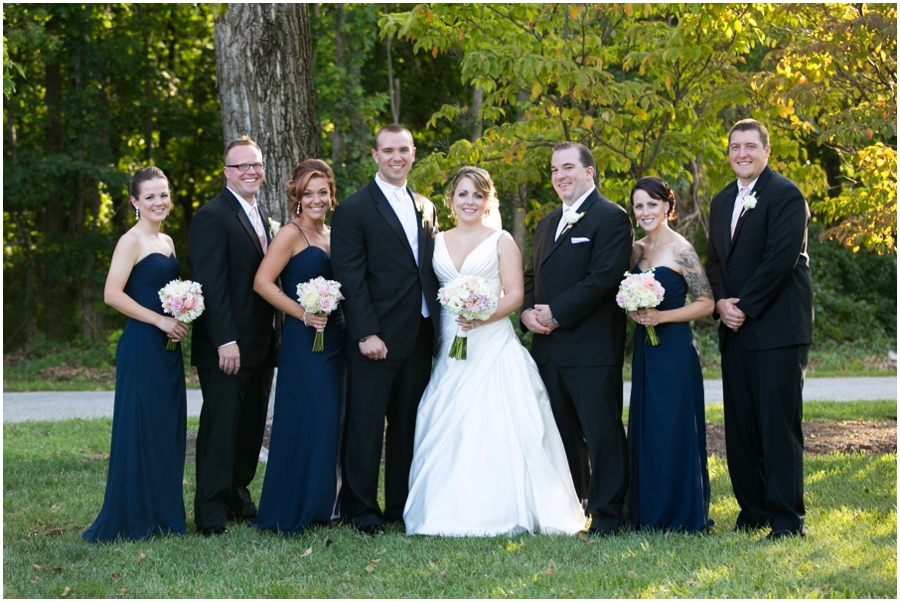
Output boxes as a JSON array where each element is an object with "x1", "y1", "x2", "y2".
[
  {"x1": 542, "y1": 192, "x2": 598, "y2": 265},
  {"x1": 223, "y1": 189, "x2": 265, "y2": 259},
  {"x1": 410, "y1": 190, "x2": 432, "y2": 269},
  {"x1": 371, "y1": 181, "x2": 417, "y2": 264}
]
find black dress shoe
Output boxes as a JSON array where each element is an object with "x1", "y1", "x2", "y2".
[
  {"x1": 201, "y1": 524, "x2": 229, "y2": 537},
  {"x1": 767, "y1": 525, "x2": 807, "y2": 539},
  {"x1": 587, "y1": 519, "x2": 620, "y2": 537},
  {"x1": 358, "y1": 523, "x2": 385, "y2": 536}
]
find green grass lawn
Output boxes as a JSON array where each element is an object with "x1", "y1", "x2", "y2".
[{"x1": 3, "y1": 409, "x2": 896, "y2": 598}]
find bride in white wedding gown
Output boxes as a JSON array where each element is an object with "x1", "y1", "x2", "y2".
[{"x1": 403, "y1": 167, "x2": 586, "y2": 537}]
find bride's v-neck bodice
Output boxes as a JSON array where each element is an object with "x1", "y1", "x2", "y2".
[{"x1": 433, "y1": 230, "x2": 504, "y2": 293}]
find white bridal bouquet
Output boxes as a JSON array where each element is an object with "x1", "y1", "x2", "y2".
[
  {"x1": 437, "y1": 275, "x2": 498, "y2": 360},
  {"x1": 296, "y1": 276, "x2": 344, "y2": 352},
  {"x1": 616, "y1": 269, "x2": 666, "y2": 346},
  {"x1": 158, "y1": 279, "x2": 205, "y2": 350}
]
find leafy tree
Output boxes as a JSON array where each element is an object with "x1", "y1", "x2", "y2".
[
  {"x1": 753, "y1": 3, "x2": 896, "y2": 254},
  {"x1": 3, "y1": 4, "x2": 223, "y2": 347},
  {"x1": 382, "y1": 3, "x2": 827, "y2": 251}
]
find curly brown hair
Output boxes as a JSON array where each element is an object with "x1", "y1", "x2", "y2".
[{"x1": 286, "y1": 159, "x2": 337, "y2": 216}]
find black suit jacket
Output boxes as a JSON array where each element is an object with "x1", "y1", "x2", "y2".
[
  {"x1": 331, "y1": 179, "x2": 441, "y2": 361},
  {"x1": 523, "y1": 188, "x2": 634, "y2": 367},
  {"x1": 188, "y1": 188, "x2": 278, "y2": 368},
  {"x1": 706, "y1": 166, "x2": 814, "y2": 352}
]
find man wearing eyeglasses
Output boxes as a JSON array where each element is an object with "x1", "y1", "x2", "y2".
[{"x1": 188, "y1": 136, "x2": 279, "y2": 536}]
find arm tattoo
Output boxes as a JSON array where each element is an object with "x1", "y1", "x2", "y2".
[
  {"x1": 674, "y1": 248, "x2": 714, "y2": 301},
  {"x1": 634, "y1": 248, "x2": 648, "y2": 271}
]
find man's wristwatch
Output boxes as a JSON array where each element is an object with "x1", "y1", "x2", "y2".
[{"x1": 359, "y1": 335, "x2": 371, "y2": 343}]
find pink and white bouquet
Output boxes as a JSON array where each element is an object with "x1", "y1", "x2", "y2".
[
  {"x1": 438, "y1": 275, "x2": 498, "y2": 360},
  {"x1": 158, "y1": 279, "x2": 205, "y2": 350},
  {"x1": 296, "y1": 276, "x2": 344, "y2": 352},
  {"x1": 616, "y1": 269, "x2": 665, "y2": 346}
]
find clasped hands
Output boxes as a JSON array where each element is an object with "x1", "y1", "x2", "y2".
[
  {"x1": 717, "y1": 298, "x2": 745, "y2": 332},
  {"x1": 627, "y1": 309, "x2": 663, "y2": 328},
  {"x1": 522, "y1": 304, "x2": 559, "y2": 335}
]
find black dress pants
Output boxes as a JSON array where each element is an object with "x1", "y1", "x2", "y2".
[
  {"x1": 721, "y1": 331, "x2": 808, "y2": 534},
  {"x1": 540, "y1": 361, "x2": 629, "y2": 531},
  {"x1": 194, "y1": 357, "x2": 273, "y2": 530},
  {"x1": 341, "y1": 318, "x2": 433, "y2": 530}
]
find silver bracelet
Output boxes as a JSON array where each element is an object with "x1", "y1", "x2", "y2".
[{"x1": 303, "y1": 313, "x2": 309, "y2": 327}]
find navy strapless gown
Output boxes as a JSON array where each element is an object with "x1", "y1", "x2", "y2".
[
  {"x1": 83, "y1": 253, "x2": 187, "y2": 542},
  {"x1": 252, "y1": 246, "x2": 345, "y2": 536},
  {"x1": 626, "y1": 266, "x2": 712, "y2": 534}
]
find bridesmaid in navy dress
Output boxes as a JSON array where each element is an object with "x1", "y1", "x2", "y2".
[
  {"x1": 625, "y1": 177, "x2": 715, "y2": 534},
  {"x1": 251, "y1": 159, "x2": 345, "y2": 536},
  {"x1": 84, "y1": 167, "x2": 188, "y2": 542}
]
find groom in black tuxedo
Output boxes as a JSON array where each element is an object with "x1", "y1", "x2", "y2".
[
  {"x1": 188, "y1": 136, "x2": 279, "y2": 536},
  {"x1": 331, "y1": 124, "x2": 441, "y2": 534},
  {"x1": 522, "y1": 142, "x2": 633, "y2": 535},
  {"x1": 706, "y1": 119, "x2": 813, "y2": 538}
]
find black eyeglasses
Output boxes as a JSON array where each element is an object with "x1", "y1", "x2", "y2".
[{"x1": 225, "y1": 163, "x2": 265, "y2": 171}]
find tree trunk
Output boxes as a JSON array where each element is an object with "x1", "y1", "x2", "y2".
[
  {"x1": 214, "y1": 3, "x2": 318, "y2": 221},
  {"x1": 470, "y1": 86, "x2": 484, "y2": 142},
  {"x1": 331, "y1": 3, "x2": 346, "y2": 165}
]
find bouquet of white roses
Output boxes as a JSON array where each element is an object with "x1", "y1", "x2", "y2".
[
  {"x1": 158, "y1": 279, "x2": 205, "y2": 350},
  {"x1": 296, "y1": 276, "x2": 344, "y2": 352},
  {"x1": 616, "y1": 269, "x2": 665, "y2": 346},
  {"x1": 437, "y1": 275, "x2": 498, "y2": 360}
]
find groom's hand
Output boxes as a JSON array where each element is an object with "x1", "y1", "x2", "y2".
[
  {"x1": 360, "y1": 335, "x2": 389, "y2": 361},
  {"x1": 218, "y1": 342, "x2": 241, "y2": 375},
  {"x1": 533, "y1": 304, "x2": 560, "y2": 332},
  {"x1": 522, "y1": 308, "x2": 552, "y2": 335}
]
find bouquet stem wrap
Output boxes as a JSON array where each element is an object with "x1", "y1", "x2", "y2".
[{"x1": 448, "y1": 327, "x2": 468, "y2": 360}]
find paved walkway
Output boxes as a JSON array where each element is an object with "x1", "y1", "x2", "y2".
[{"x1": 3, "y1": 376, "x2": 896, "y2": 423}]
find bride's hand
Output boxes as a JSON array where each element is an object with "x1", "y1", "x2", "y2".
[
  {"x1": 456, "y1": 317, "x2": 483, "y2": 332},
  {"x1": 635, "y1": 309, "x2": 663, "y2": 328}
]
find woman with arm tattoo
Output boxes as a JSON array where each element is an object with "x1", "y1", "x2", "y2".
[{"x1": 624, "y1": 176, "x2": 715, "y2": 535}]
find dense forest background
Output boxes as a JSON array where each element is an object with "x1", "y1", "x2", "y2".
[{"x1": 3, "y1": 3, "x2": 896, "y2": 367}]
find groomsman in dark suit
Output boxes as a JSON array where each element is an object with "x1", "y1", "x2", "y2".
[
  {"x1": 522, "y1": 142, "x2": 633, "y2": 536},
  {"x1": 188, "y1": 136, "x2": 279, "y2": 536},
  {"x1": 331, "y1": 124, "x2": 441, "y2": 534},
  {"x1": 706, "y1": 119, "x2": 814, "y2": 538}
]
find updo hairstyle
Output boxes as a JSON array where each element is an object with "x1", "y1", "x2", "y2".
[
  {"x1": 443, "y1": 166, "x2": 500, "y2": 217},
  {"x1": 630, "y1": 176, "x2": 677, "y2": 220},
  {"x1": 129, "y1": 166, "x2": 169, "y2": 200}
]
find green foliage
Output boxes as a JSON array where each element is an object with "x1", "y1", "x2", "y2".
[
  {"x1": 808, "y1": 222, "x2": 897, "y2": 348},
  {"x1": 3, "y1": 3, "x2": 223, "y2": 348},
  {"x1": 3, "y1": 417, "x2": 897, "y2": 597},
  {"x1": 752, "y1": 3, "x2": 897, "y2": 254}
]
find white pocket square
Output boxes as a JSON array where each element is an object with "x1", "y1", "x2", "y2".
[{"x1": 571, "y1": 237, "x2": 591, "y2": 244}]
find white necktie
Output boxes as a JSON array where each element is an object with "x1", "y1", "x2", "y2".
[
  {"x1": 250, "y1": 204, "x2": 268, "y2": 253},
  {"x1": 555, "y1": 206, "x2": 573, "y2": 241},
  {"x1": 731, "y1": 186, "x2": 750, "y2": 238}
]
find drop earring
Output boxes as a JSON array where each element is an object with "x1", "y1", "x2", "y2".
[
  {"x1": 134, "y1": 206, "x2": 140, "y2": 220},
  {"x1": 296, "y1": 204, "x2": 301, "y2": 216}
]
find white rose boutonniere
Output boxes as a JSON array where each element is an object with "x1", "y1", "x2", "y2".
[
  {"x1": 267, "y1": 217, "x2": 281, "y2": 238},
  {"x1": 565, "y1": 211, "x2": 586, "y2": 227},
  {"x1": 742, "y1": 192, "x2": 758, "y2": 213}
]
